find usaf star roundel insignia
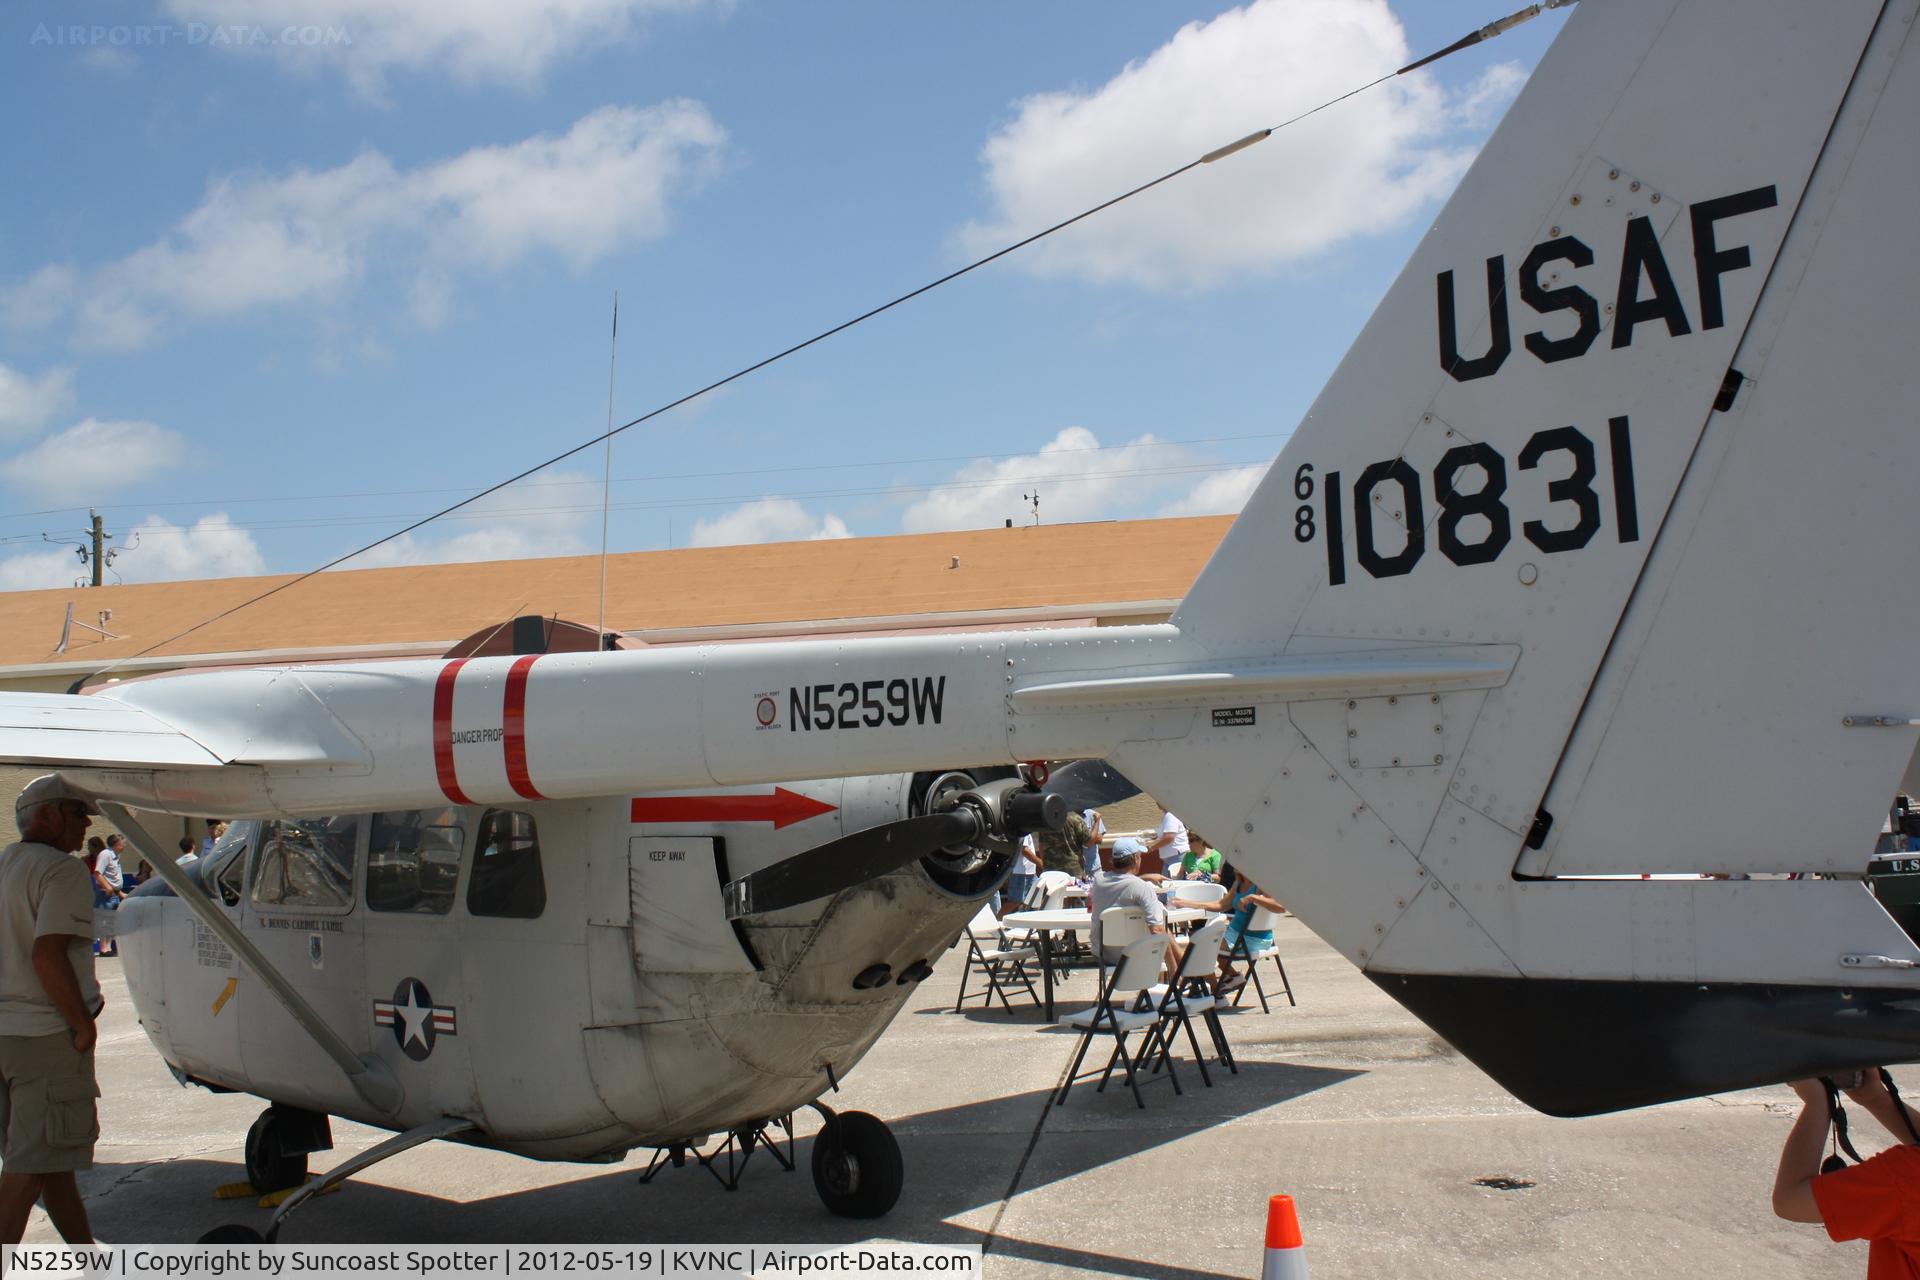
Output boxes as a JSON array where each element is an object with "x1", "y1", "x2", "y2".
[{"x1": 373, "y1": 978, "x2": 457, "y2": 1062}]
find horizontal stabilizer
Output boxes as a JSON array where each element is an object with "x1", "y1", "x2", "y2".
[{"x1": 1010, "y1": 645, "x2": 1516, "y2": 711}]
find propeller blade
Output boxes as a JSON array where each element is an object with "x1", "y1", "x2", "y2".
[
  {"x1": 1042, "y1": 759, "x2": 1142, "y2": 812},
  {"x1": 723, "y1": 808, "x2": 985, "y2": 920}
]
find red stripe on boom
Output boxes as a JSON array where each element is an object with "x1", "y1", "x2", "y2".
[
  {"x1": 433, "y1": 659, "x2": 474, "y2": 805},
  {"x1": 503, "y1": 655, "x2": 546, "y2": 800}
]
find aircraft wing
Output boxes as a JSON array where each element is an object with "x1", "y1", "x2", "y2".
[{"x1": 0, "y1": 692, "x2": 224, "y2": 771}]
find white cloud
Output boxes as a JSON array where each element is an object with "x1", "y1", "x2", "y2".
[
  {"x1": 0, "y1": 547, "x2": 89, "y2": 592},
  {"x1": 897, "y1": 426, "x2": 1272, "y2": 533},
  {"x1": 8, "y1": 103, "x2": 727, "y2": 350},
  {"x1": 159, "y1": 0, "x2": 720, "y2": 97},
  {"x1": 0, "y1": 419, "x2": 188, "y2": 502},
  {"x1": 957, "y1": 0, "x2": 1507, "y2": 291},
  {"x1": 117, "y1": 513, "x2": 267, "y2": 582},
  {"x1": 1156, "y1": 462, "x2": 1271, "y2": 517},
  {"x1": 1455, "y1": 61, "x2": 1529, "y2": 131},
  {"x1": 0, "y1": 511, "x2": 265, "y2": 590},
  {"x1": 901, "y1": 426, "x2": 1167, "y2": 533},
  {"x1": 2, "y1": 265, "x2": 77, "y2": 333},
  {"x1": 688, "y1": 498, "x2": 850, "y2": 548},
  {"x1": 350, "y1": 468, "x2": 605, "y2": 567},
  {"x1": 0, "y1": 364, "x2": 76, "y2": 437}
]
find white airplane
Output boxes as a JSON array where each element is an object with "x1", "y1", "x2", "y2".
[{"x1": 3, "y1": 0, "x2": 1919, "y2": 1241}]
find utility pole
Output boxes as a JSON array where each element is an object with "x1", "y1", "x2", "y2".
[{"x1": 87, "y1": 510, "x2": 109, "y2": 587}]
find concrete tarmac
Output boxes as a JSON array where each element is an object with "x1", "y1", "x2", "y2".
[{"x1": 34, "y1": 920, "x2": 1869, "y2": 1277}]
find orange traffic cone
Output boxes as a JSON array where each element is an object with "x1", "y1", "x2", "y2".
[{"x1": 1261, "y1": 1193, "x2": 1308, "y2": 1279}]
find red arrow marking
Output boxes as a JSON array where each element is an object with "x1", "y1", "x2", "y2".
[{"x1": 630, "y1": 788, "x2": 837, "y2": 830}]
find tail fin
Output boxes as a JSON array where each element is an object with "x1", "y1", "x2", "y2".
[{"x1": 1122, "y1": 0, "x2": 1920, "y2": 1112}]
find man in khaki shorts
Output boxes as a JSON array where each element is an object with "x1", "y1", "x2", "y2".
[{"x1": 0, "y1": 776, "x2": 104, "y2": 1244}]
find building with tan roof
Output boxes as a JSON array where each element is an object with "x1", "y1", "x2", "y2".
[{"x1": 0, "y1": 515, "x2": 1228, "y2": 845}]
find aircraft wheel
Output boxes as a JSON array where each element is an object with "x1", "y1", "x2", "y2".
[
  {"x1": 810, "y1": 1111, "x2": 902, "y2": 1218},
  {"x1": 244, "y1": 1110, "x2": 308, "y2": 1193},
  {"x1": 199, "y1": 1224, "x2": 264, "y2": 1244}
]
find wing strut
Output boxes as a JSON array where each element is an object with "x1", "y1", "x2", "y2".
[{"x1": 103, "y1": 804, "x2": 403, "y2": 1117}]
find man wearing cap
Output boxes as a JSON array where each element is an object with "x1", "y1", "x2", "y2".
[
  {"x1": 0, "y1": 775, "x2": 104, "y2": 1244},
  {"x1": 1088, "y1": 837, "x2": 1167, "y2": 967}
]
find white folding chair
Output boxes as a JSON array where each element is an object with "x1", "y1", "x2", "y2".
[
  {"x1": 1227, "y1": 905, "x2": 1295, "y2": 1012},
  {"x1": 954, "y1": 905, "x2": 1041, "y2": 1015},
  {"x1": 1139, "y1": 916, "x2": 1236, "y2": 1085},
  {"x1": 1043, "y1": 879, "x2": 1087, "y2": 910},
  {"x1": 1054, "y1": 934, "x2": 1175, "y2": 1109},
  {"x1": 1168, "y1": 882, "x2": 1229, "y2": 909},
  {"x1": 1034, "y1": 869, "x2": 1075, "y2": 905},
  {"x1": 1091, "y1": 905, "x2": 1147, "y2": 967}
]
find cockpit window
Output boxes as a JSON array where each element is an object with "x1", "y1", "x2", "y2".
[
  {"x1": 250, "y1": 816, "x2": 359, "y2": 911},
  {"x1": 467, "y1": 810, "x2": 546, "y2": 919},
  {"x1": 212, "y1": 820, "x2": 256, "y2": 907},
  {"x1": 366, "y1": 808, "x2": 465, "y2": 915}
]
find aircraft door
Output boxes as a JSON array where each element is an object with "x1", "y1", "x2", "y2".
[
  {"x1": 362, "y1": 807, "x2": 478, "y2": 1116},
  {"x1": 237, "y1": 815, "x2": 369, "y2": 1116},
  {"x1": 160, "y1": 823, "x2": 253, "y2": 1086},
  {"x1": 461, "y1": 804, "x2": 611, "y2": 1141}
]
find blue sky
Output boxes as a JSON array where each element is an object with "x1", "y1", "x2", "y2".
[{"x1": 0, "y1": 0, "x2": 1568, "y2": 589}]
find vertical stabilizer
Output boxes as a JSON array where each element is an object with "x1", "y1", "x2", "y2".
[{"x1": 1113, "y1": 0, "x2": 1920, "y2": 1112}]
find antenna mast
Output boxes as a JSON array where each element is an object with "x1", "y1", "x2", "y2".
[{"x1": 596, "y1": 293, "x2": 619, "y2": 648}]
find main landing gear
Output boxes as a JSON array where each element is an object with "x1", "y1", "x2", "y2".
[
  {"x1": 199, "y1": 1114, "x2": 476, "y2": 1244},
  {"x1": 639, "y1": 1104, "x2": 903, "y2": 1219},
  {"x1": 808, "y1": 1105, "x2": 902, "y2": 1219}
]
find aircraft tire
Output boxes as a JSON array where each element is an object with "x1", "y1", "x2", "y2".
[
  {"x1": 244, "y1": 1110, "x2": 309, "y2": 1194},
  {"x1": 198, "y1": 1224, "x2": 265, "y2": 1244},
  {"x1": 810, "y1": 1111, "x2": 902, "y2": 1218}
]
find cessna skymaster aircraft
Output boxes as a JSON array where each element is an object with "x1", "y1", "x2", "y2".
[{"x1": 2, "y1": 0, "x2": 1919, "y2": 1241}]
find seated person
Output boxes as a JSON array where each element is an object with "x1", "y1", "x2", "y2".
[
  {"x1": 1174, "y1": 833, "x2": 1223, "y2": 882},
  {"x1": 1088, "y1": 839, "x2": 1173, "y2": 977},
  {"x1": 1172, "y1": 865, "x2": 1284, "y2": 994}
]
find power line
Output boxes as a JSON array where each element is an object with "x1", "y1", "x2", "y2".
[
  {"x1": 101, "y1": 458, "x2": 1273, "y2": 538},
  {"x1": 0, "y1": 432, "x2": 1288, "y2": 524},
  {"x1": 81, "y1": 2, "x2": 1559, "y2": 676}
]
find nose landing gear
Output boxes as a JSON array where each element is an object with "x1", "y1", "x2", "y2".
[{"x1": 243, "y1": 1104, "x2": 328, "y2": 1195}]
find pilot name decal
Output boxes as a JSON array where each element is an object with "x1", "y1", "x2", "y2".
[
  {"x1": 787, "y1": 676, "x2": 945, "y2": 731},
  {"x1": 373, "y1": 977, "x2": 458, "y2": 1062},
  {"x1": 262, "y1": 916, "x2": 344, "y2": 933}
]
